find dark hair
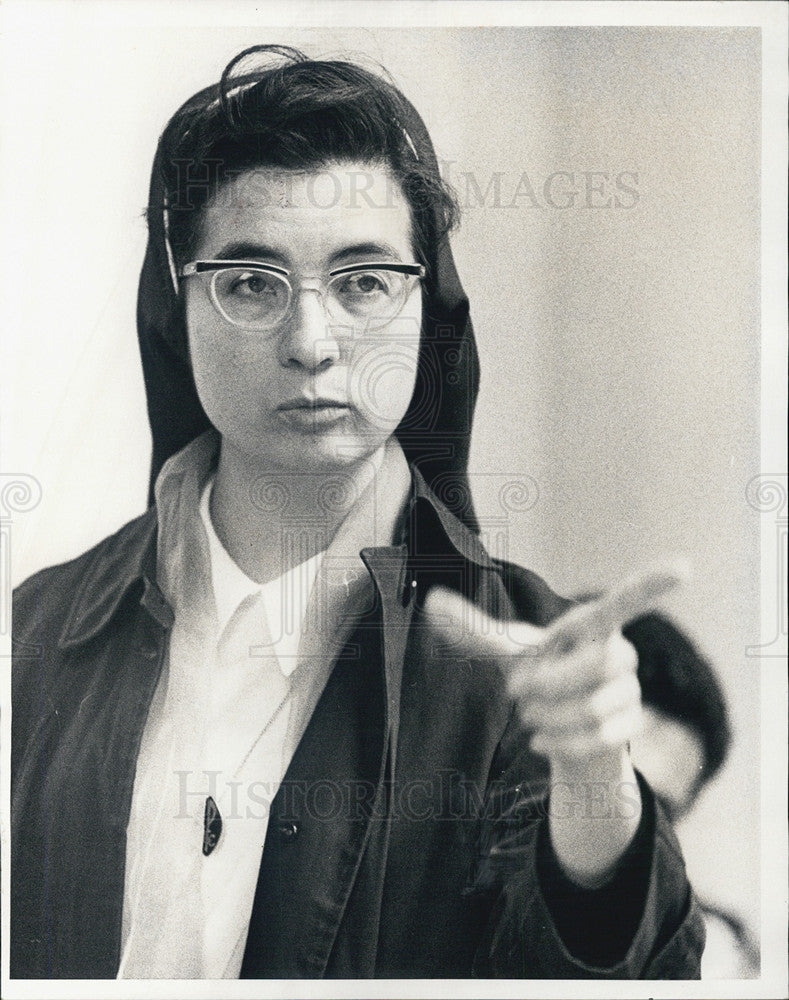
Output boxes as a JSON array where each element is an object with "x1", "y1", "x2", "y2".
[
  {"x1": 622, "y1": 612, "x2": 732, "y2": 789},
  {"x1": 156, "y1": 45, "x2": 459, "y2": 284}
]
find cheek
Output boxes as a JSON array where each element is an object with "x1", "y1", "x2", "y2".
[
  {"x1": 186, "y1": 297, "x2": 226, "y2": 410},
  {"x1": 186, "y1": 293, "x2": 274, "y2": 420},
  {"x1": 347, "y1": 306, "x2": 421, "y2": 431}
]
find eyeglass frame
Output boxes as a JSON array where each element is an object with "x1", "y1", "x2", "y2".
[{"x1": 180, "y1": 258, "x2": 426, "y2": 332}]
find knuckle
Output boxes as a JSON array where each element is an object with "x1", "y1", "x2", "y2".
[
  {"x1": 626, "y1": 672, "x2": 642, "y2": 701},
  {"x1": 620, "y1": 635, "x2": 638, "y2": 672}
]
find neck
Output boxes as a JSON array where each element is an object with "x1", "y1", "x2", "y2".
[{"x1": 209, "y1": 440, "x2": 386, "y2": 584}]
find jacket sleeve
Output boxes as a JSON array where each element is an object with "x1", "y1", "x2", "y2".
[{"x1": 469, "y1": 704, "x2": 706, "y2": 979}]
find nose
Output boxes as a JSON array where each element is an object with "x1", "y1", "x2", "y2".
[{"x1": 277, "y1": 286, "x2": 340, "y2": 372}]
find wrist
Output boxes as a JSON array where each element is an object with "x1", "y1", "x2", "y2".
[
  {"x1": 547, "y1": 745, "x2": 643, "y2": 889},
  {"x1": 549, "y1": 742, "x2": 634, "y2": 787}
]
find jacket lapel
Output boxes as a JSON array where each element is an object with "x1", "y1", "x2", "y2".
[
  {"x1": 239, "y1": 470, "x2": 500, "y2": 977},
  {"x1": 240, "y1": 544, "x2": 416, "y2": 978}
]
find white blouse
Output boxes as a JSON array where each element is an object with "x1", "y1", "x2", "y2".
[{"x1": 117, "y1": 430, "x2": 411, "y2": 979}]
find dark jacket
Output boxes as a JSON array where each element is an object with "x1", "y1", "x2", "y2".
[
  {"x1": 11, "y1": 467, "x2": 704, "y2": 979},
  {"x1": 12, "y1": 53, "x2": 704, "y2": 980}
]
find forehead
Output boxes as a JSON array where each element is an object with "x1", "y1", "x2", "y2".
[{"x1": 195, "y1": 161, "x2": 414, "y2": 266}]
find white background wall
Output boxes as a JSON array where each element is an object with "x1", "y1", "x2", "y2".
[{"x1": 1, "y1": 13, "x2": 772, "y2": 954}]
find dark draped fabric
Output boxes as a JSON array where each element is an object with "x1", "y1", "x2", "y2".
[{"x1": 136, "y1": 61, "x2": 482, "y2": 530}]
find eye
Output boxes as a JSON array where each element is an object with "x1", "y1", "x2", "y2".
[
  {"x1": 336, "y1": 271, "x2": 393, "y2": 298},
  {"x1": 212, "y1": 267, "x2": 290, "y2": 328},
  {"x1": 226, "y1": 270, "x2": 280, "y2": 298}
]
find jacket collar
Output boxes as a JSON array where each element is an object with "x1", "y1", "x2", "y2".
[
  {"x1": 58, "y1": 458, "x2": 494, "y2": 651},
  {"x1": 58, "y1": 508, "x2": 168, "y2": 650},
  {"x1": 408, "y1": 465, "x2": 495, "y2": 571}
]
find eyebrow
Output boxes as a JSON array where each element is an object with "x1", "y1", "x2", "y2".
[
  {"x1": 211, "y1": 240, "x2": 406, "y2": 267},
  {"x1": 214, "y1": 242, "x2": 288, "y2": 265},
  {"x1": 329, "y1": 242, "x2": 403, "y2": 264}
]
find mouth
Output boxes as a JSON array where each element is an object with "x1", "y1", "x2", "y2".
[
  {"x1": 277, "y1": 396, "x2": 352, "y2": 413},
  {"x1": 276, "y1": 396, "x2": 354, "y2": 429}
]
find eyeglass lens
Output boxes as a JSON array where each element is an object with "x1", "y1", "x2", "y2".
[{"x1": 211, "y1": 267, "x2": 413, "y2": 330}]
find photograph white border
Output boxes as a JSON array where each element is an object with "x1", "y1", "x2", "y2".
[{"x1": 1, "y1": 2, "x2": 785, "y2": 998}]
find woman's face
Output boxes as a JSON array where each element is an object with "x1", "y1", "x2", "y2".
[{"x1": 185, "y1": 161, "x2": 422, "y2": 474}]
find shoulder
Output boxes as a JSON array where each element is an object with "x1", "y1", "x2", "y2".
[
  {"x1": 11, "y1": 510, "x2": 159, "y2": 781},
  {"x1": 12, "y1": 509, "x2": 157, "y2": 649},
  {"x1": 489, "y1": 557, "x2": 573, "y2": 627},
  {"x1": 409, "y1": 468, "x2": 572, "y2": 627}
]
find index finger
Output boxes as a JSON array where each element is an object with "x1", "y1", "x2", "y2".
[
  {"x1": 422, "y1": 585, "x2": 544, "y2": 659},
  {"x1": 544, "y1": 559, "x2": 691, "y2": 655}
]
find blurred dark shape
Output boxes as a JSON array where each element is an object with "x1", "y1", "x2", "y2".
[
  {"x1": 623, "y1": 612, "x2": 732, "y2": 802},
  {"x1": 619, "y1": 608, "x2": 759, "y2": 978}
]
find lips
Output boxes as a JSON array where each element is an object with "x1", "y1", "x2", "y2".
[
  {"x1": 277, "y1": 396, "x2": 352, "y2": 412},
  {"x1": 276, "y1": 396, "x2": 353, "y2": 430}
]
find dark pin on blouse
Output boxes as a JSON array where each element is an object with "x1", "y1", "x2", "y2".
[{"x1": 203, "y1": 795, "x2": 223, "y2": 856}]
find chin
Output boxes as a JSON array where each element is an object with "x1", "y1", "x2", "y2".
[{"x1": 238, "y1": 427, "x2": 386, "y2": 474}]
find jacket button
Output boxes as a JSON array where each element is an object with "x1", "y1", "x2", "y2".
[
  {"x1": 137, "y1": 639, "x2": 160, "y2": 660},
  {"x1": 278, "y1": 821, "x2": 299, "y2": 841},
  {"x1": 401, "y1": 576, "x2": 418, "y2": 606}
]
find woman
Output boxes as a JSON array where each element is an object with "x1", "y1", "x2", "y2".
[{"x1": 11, "y1": 45, "x2": 703, "y2": 979}]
